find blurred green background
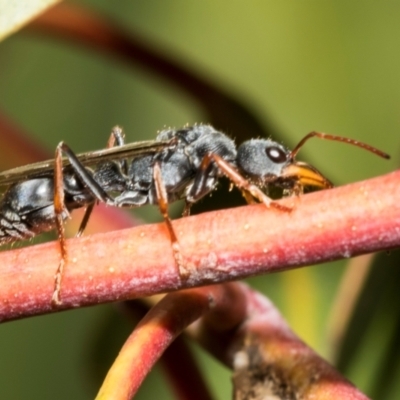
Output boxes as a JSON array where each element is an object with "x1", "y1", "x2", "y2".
[{"x1": 0, "y1": 1, "x2": 399, "y2": 399}]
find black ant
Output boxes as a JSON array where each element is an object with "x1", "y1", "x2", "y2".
[{"x1": 0, "y1": 125, "x2": 390, "y2": 305}]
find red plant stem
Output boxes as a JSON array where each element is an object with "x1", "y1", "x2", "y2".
[
  {"x1": 96, "y1": 284, "x2": 245, "y2": 400},
  {"x1": 0, "y1": 170, "x2": 399, "y2": 321}
]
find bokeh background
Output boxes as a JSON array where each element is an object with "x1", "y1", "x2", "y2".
[{"x1": 0, "y1": 1, "x2": 399, "y2": 399}]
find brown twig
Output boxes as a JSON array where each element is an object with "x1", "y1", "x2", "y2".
[{"x1": 0, "y1": 170, "x2": 399, "y2": 321}]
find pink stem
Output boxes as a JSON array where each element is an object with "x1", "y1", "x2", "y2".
[{"x1": 0, "y1": 170, "x2": 399, "y2": 321}]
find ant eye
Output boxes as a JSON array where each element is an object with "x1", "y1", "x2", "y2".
[{"x1": 265, "y1": 146, "x2": 288, "y2": 163}]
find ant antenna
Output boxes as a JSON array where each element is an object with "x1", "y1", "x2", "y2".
[{"x1": 290, "y1": 131, "x2": 390, "y2": 160}]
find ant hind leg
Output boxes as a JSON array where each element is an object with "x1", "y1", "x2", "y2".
[{"x1": 51, "y1": 127, "x2": 127, "y2": 306}]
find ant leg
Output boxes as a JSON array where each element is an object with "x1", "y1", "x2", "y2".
[
  {"x1": 107, "y1": 126, "x2": 128, "y2": 175},
  {"x1": 287, "y1": 182, "x2": 304, "y2": 197},
  {"x1": 52, "y1": 145, "x2": 72, "y2": 306},
  {"x1": 58, "y1": 143, "x2": 116, "y2": 204},
  {"x1": 241, "y1": 190, "x2": 258, "y2": 205},
  {"x1": 191, "y1": 153, "x2": 292, "y2": 212},
  {"x1": 76, "y1": 127, "x2": 127, "y2": 236},
  {"x1": 213, "y1": 154, "x2": 291, "y2": 211},
  {"x1": 76, "y1": 203, "x2": 95, "y2": 238},
  {"x1": 182, "y1": 200, "x2": 192, "y2": 217},
  {"x1": 52, "y1": 135, "x2": 125, "y2": 305},
  {"x1": 59, "y1": 131, "x2": 130, "y2": 227},
  {"x1": 153, "y1": 162, "x2": 187, "y2": 278},
  {"x1": 106, "y1": 126, "x2": 125, "y2": 148}
]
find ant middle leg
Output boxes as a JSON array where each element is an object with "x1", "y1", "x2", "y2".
[{"x1": 51, "y1": 144, "x2": 71, "y2": 305}]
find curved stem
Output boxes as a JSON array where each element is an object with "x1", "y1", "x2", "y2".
[{"x1": 96, "y1": 284, "x2": 245, "y2": 400}]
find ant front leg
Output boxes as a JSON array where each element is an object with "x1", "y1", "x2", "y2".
[
  {"x1": 153, "y1": 162, "x2": 188, "y2": 279},
  {"x1": 209, "y1": 154, "x2": 291, "y2": 211},
  {"x1": 189, "y1": 153, "x2": 292, "y2": 212}
]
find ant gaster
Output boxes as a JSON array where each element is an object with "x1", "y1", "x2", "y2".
[{"x1": 0, "y1": 125, "x2": 390, "y2": 305}]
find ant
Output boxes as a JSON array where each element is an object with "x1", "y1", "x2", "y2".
[{"x1": 0, "y1": 125, "x2": 390, "y2": 305}]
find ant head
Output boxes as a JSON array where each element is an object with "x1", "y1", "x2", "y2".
[
  {"x1": 236, "y1": 139, "x2": 332, "y2": 190},
  {"x1": 236, "y1": 139, "x2": 290, "y2": 179},
  {"x1": 237, "y1": 132, "x2": 389, "y2": 192}
]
